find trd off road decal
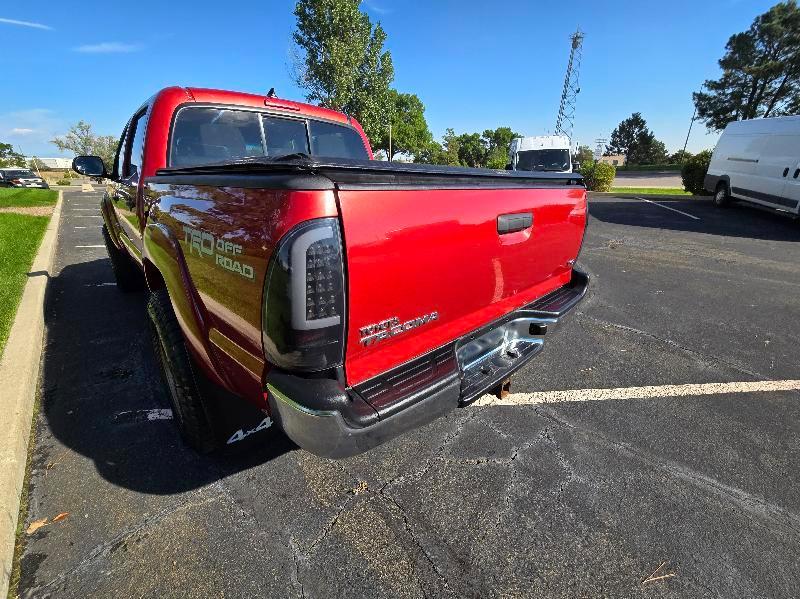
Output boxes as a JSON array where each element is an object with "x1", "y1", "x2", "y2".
[{"x1": 182, "y1": 225, "x2": 255, "y2": 280}]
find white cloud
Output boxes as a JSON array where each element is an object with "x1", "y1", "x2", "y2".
[
  {"x1": 0, "y1": 109, "x2": 67, "y2": 157},
  {"x1": 0, "y1": 17, "x2": 52, "y2": 30},
  {"x1": 73, "y1": 42, "x2": 142, "y2": 54},
  {"x1": 362, "y1": 0, "x2": 391, "y2": 15}
]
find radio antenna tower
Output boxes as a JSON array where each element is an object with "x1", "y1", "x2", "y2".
[{"x1": 554, "y1": 28, "x2": 584, "y2": 140}]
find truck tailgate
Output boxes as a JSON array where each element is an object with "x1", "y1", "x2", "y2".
[{"x1": 338, "y1": 184, "x2": 586, "y2": 386}]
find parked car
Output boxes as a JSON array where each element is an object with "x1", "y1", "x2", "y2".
[
  {"x1": 0, "y1": 168, "x2": 49, "y2": 189},
  {"x1": 72, "y1": 86, "x2": 588, "y2": 457},
  {"x1": 704, "y1": 115, "x2": 800, "y2": 215}
]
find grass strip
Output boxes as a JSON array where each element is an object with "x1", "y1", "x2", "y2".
[
  {"x1": 0, "y1": 213, "x2": 50, "y2": 355},
  {"x1": 610, "y1": 187, "x2": 692, "y2": 195},
  {"x1": 0, "y1": 189, "x2": 58, "y2": 209}
]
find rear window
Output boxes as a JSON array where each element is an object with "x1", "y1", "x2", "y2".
[
  {"x1": 171, "y1": 108, "x2": 264, "y2": 167},
  {"x1": 309, "y1": 120, "x2": 368, "y2": 160},
  {"x1": 169, "y1": 107, "x2": 368, "y2": 167},
  {"x1": 2, "y1": 170, "x2": 35, "y2": 178}
]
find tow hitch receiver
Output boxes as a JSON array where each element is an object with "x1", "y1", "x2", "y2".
[
  {"x1": 491, "y1": 378, "x2": 512, "y2": 399},
  {"x1": 456, "y1": 315, "x2": 554, "y2": 403}
]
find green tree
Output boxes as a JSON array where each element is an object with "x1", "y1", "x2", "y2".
[
  {"x1": 482, "y1": 127, "x2": 520, "y2": 169},
  {"x1": 415, "y1": 129, "x2": 462, "y2": 166},
  {"x1": 0, "y1": 142, "x2": 26, "y2": 168},
  {"x1": 373, "y1": 90, "x2": 433, "y2": 160},
  {"x1": 51, "y1": 121, "x2": 117, "y2": 170},
  {"x1": 456, "y1": 132, "x2": 486, "y2": 168},
  {"x1": 681, "y1": 150, "x2": 713, "y2": 194},
  {"x1": 693, "y1": 1, "x2": 800, "y2": 131},
  {"x1": 573, "y1": 144, "x2": 593, "y2": 165},
  {"x1": 607, "y1": 113, "x2": 668, "y2": 165},
  {"x1": 292, "y1": 0, "x2": 394, "y2": 146},
  {"x1": 668, "y1": 149, "x2": 693, "y2": 164}
]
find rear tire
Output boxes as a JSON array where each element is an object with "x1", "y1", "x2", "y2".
[
  {"x1": 102, "y1": 225, "x2": 144, "y2": 291},
  {"x1": 713, "y1": 182, "x2": 731, "y2": 207},
  {"x1": 148, "y1": 289, "x2": 218, "y2": 453}
]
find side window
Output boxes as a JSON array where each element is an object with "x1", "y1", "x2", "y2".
[
  {"x1": 170, "y1": 108, "x2": 263, "y2": 167},
  {"x1": 309, "y1": 120, "x2": 369, "y2": 160},
  {"x1": 262, "y1": 116, "x2": 309, "y2": 157},
  {"x1": 125, "y1": 110, "x2": 148, "y2": 182},
  {"x1": 112, "y1": 125, "x2": 129, "y2": 180}
]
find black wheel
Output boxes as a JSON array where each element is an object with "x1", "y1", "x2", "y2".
[
  {"x1": 102, "y1": 225, "x2": 144, "y2": 291},
  {"x1": 148, "y1": 289, "x2": 218, "y2": 453},
  {"x1": 713, "y1": 181, "x2": 731, "y2": 207}
]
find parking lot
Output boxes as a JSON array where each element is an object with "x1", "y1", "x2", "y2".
[{"x1": 16, "y1": 190, "x2": 800, "y2": 598}]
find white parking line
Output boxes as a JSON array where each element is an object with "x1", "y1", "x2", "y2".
[
  {"x1": 75, "y1": 245, "x2": 105, "y2": 248},
  {"x1": 84, "y1": 282, "x2": 116, "y2": 287},
  {"x1": 475, "y1": 379, "x2": 800, "y2": 407},
  {"x1": 637, "y1": 197, "x2": 700, "y2": 220},
  {"x1": 114, "y1": 409, "x2": 173, "y2": 421}
]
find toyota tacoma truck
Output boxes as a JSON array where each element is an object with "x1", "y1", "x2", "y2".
[{"x1": 72, "y1": 86, "x2": 588, "y2": 458}]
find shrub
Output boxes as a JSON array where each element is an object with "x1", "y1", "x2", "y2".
[
  {"x1": 680, "y1": 150, "x2": 712, "y2": 195},
  {"x1": 55, "y1": 178, "x2": 72, "y2": 185},
  {"x1": 581, "y1": 161, "x2": 616, "y2": 192}
]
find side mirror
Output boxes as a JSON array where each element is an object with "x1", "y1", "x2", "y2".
[{"x1": 72, "y1": 155, "x2": 107, "y2": 178}]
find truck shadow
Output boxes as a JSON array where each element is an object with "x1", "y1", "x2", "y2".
[
  {"x1": 589, "y1": 197, "x2": 800, "y2": 242},
  {"x1": 38, "y1": 257, "x2": 295, "y2": 496}
]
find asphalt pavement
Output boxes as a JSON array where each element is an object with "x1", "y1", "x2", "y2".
[{"x1": 14, "y1": 189, "x2": 800, "y2": 598}]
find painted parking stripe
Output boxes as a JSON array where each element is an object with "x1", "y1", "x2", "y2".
[
  {"x1": 475, "y1": 379, "x2": 800, "y2": 407},
  {"x1": 114, "y1": 409, "x2": 173, "y2": 422},
  {"x1": 637, "y1": 197, "x2": 700, "y2": 220}
]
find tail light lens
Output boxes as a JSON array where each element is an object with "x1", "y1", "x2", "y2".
[{"x1": 262, "y1": 218, "x2": 346, "y2": 372}]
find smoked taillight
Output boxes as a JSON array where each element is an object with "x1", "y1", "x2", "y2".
[{"x1": 262, "y1": 218, "x2": 346, "y2": 372}]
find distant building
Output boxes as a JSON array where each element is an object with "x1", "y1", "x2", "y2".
[
  {"x1": 600, "y1": 154, "x2": 625, "y2": 167},
  {"x1": 35, "y1": 157, "x2": 72, "y2": 169}
]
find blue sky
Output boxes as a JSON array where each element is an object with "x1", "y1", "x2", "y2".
[{"x1": 0, "y1": 0, "x2": 779, "y2": 158}]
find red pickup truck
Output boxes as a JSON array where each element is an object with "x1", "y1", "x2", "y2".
[{"x1": 73, "y1": 86, "x2": 588, "y2": 458}]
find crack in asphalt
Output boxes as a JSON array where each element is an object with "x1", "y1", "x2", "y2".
[
  {"x1": 24, "y1": 487, "x2": 227, "y2": 597},
  {"x1": 534, "y1": 405, "x2": 800, "y2": 539},
  {"x1": 578, "y1": 313, "x2": 770, "y2": 381}
]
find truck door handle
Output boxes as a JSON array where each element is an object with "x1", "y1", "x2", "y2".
[
  {"x1": 783, "y1": 167, "x2": 790, "y2": 177},
  {"x1": 497, "y1": 212, "x2": 533, "y2": 234}
]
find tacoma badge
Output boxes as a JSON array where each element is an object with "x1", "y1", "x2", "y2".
[{"x1": 359, "y1": 312, "x2": 438, "y2": 346}]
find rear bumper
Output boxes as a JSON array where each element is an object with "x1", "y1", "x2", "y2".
[{"x1": 267, "y1": 269, "x2": 589, "y2": 458}]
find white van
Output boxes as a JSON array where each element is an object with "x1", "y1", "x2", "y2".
[
  {"x1": 704, "y1": 115, "x2": 800, "y2": 215},
  {"x1": 508, "y1": 135, "x2": 573, "y2": 173}
]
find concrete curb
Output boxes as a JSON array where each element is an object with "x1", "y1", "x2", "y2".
[{"x1": 0, "y1": 190, "x2": 63, "y2": 598}]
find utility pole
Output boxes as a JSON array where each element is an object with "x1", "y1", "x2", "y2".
[
  {"x1": 681, "y1": 104, "x2": 697, "y2": 159},
  {"x1": 555, "y1": 28, "x2": 585, "y2": 141},
  {"x1": 388, "y1": 122, "x2": 392, "y2": 162}
]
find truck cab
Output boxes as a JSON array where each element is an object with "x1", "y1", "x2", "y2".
[{"x1": 508, "y1": 135, "x2": 573, "y2": 173}]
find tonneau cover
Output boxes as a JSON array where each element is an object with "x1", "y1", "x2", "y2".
[{"x1": 151, "y1": 155, "x2": 584, "y2": 189}]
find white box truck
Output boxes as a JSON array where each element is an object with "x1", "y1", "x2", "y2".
[
  {"x1": 508, "y1": 135, "x2": 573, "y2": 173},
  {"x1": 704, "y1": 115, "x2": 800, "y2": 215}
]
